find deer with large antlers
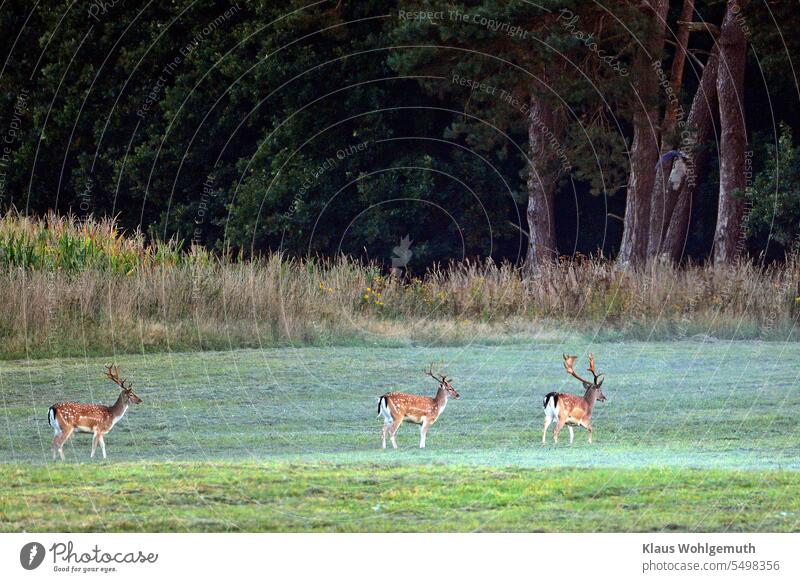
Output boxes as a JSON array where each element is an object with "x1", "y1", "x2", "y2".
[
  {"x1": 377, "y1": 365, "x2": 460, "y2": 449},
  {"x1": 542, "y1": 354, "x2": 606, "y2": 444},
  {"x1": 48, "y1": 365, "x2": 142, "y2": 460}
]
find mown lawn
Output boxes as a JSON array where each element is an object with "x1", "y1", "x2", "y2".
[
  {"x1": 0, "y1": 341, "x2": 798, "y2": 531},
  {"x1": 1, "y1": 463, "x2": 799, "y2": 532}
]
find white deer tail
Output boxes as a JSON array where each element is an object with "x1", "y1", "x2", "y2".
[
  {"x1": 48, "y1": 406, "x2": 61, "y2": 434},
  {"x1": 377, "y1": 395, "x2": 387, "y2": 417}
]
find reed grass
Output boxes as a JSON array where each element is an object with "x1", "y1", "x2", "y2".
[{"x1": 1, "y1": 213, "x2": 798, "y2": 359}]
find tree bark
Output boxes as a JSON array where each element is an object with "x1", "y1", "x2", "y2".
[
  {"x1": 663, "y1": 0, "x2": 695, "y2": 137},
  {"x1": 660, "y1": 45, "x2": 720, "y2": 262},
  {"x1": 712, "y1": 0, "x2": 749, "y2": 265},
  {"x1": 524, "y1": 94, "x2": 564, "y2": 272},
  {"x1": 617, "y1": 0, "x2": 669, "y2": 267},
  {"x1": 647, "y1": 0, "x2": 695, "y2": 258}
]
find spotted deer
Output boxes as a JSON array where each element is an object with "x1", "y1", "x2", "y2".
[
  {"x1": 542, "y1": 354, "x2": 606, "y2": 444},
  {"x1": 48, "y1": 365, "x2": 142, "y2": 460},
  {"x1": 377, "y1": 365, "x2": 460, "y2": 449}
]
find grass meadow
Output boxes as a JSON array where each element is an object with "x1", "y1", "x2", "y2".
[
  {"x1": 1, "y1": 214, "x2": 798, "y2": 532},
  {"x1": 1, "y1": 341, "x2": 799, "y2": 532}
]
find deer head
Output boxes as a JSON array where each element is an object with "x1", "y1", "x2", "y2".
[
  {"x1": 563, "y1": 354, "x2": 606, "y2": 402},
  {"x1": 426, "y1": 364, "x2": 460, "y2": 399},
  {"x1": 105, "y1": 364, "x2": 142, "y2": 404}
]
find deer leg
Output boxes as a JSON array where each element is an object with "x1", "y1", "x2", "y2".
[
  {"x1": 389, "y1": 419, "x2": 403, "y2": 449},
  {"x1": 419, "y1": 418, "x2": 430, "y2": 449},
  {"x1": 52, "y1": 434, "x2": 61, "y2": 461},
  {"x1": 52, "y1": 434, "x2": 60, "y2": 461},
  {"x1": 51, "y1": 420, "x2": 62, "y2": 460},
  {"x1": 57, "y1": 426, "x2": 73, "y2": 461},
  {"x1": 381, "y1": 422, "x2": 390, "y2": 449},
  {"x1": 542, "y1": 416, "x2": 552, "y2": 445},
  {"x1": 552, "y1": 420, "x2": 565, "y2": 444},
  {"x1": 586, "y1": 423, "x2": 593, "y2": 444},
  {"x1": 91, "y1": 432, "x2": 100, "y2": 458},
  {"x1": 99, "y1": 434, "x2": 107, "y2": 459},
  {"x1": 568, "y1": 426, "x2": 574, "y2": 444}
]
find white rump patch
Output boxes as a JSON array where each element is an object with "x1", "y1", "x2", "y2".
[
  {"x1": 49, "y1": 408, "x2": 61, "y2": 435},
  {"x1": 379, "y1": 398, "x2": 393, "y2": 425},
  {"x1": 543, "y1": 397, "x2": 558, "y2": 421}
]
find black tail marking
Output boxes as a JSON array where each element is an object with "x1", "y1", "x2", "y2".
[
  {"x1": 48, "y1": 405, "x2": 57, "y2": 428},
  {"x1": 543, "y1": 392, "x2": 558, "y2": 408},
  {"x1": 377, "y1": 395, "x2": 387, "y2": 416}
]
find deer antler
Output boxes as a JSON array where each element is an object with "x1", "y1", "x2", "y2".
[
  {"x1": 105, "y1": 364, "x2": 131, "y2": 391},
  {"x1": 425, "y1": 363, "x2": 446, "y2": 384},
  {"x1": 563, "y1": 354, "x2": 595, "y2": 385},
  {"x1": 587, "y1": 354, "x2": 604, "y2": 384}
]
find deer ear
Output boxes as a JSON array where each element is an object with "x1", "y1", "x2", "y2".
[
  {"x1": 597, "y1": 375, "x2": 605, "y2": 386},
  {"x1": 583, "y1": 381, "x2": 593, "y2": 391}
]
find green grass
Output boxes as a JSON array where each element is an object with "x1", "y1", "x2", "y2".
[
  {"x1": 1, "y1": 341, "x2": 799, "y2": 531},
  {"x1": 2, "y1": 463, "x2": 798, "y2": 532}
]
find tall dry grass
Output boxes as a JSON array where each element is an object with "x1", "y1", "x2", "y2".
[{"x1": 0, "y1": 214, "x2": 798, "y2": 359}]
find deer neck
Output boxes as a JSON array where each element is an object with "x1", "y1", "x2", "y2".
[
  {"x1": 434, "y1": 385, "x2": 449, "y2": 415},
  {"x1": 109, "y1": 391, "x2": 129, "y2": 424},
  {"x1": 583, "y1": 386, "x2": 598, "y2": 411}
]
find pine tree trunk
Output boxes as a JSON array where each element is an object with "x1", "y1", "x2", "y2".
[
  {"x1": 647, "y1": 0, "x2": 695, "y2": 258},
  {"x1": 524, "y1": 95, "x2": 563, "y2": 272},
  {"x1": 713, "y1": 0, "x2": 749, "y2": 265},
  {"x1": 617, "y1": 0, "x2": 669, "y2": 267},
  {"x1": 660, "y1": 45, "x2": 720, "y2": 262}
]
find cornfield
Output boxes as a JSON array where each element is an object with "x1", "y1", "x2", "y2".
[{"x1": 0, "y1": 212, "x2": 211, "y2": 272}]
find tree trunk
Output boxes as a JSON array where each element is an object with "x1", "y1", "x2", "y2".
[
  {"x1": 660, "y1": 45, "x2": 720, "y2": 262},
  {"x1": 713, "y1": 0, "x2": 749, "y2": 265},
  {"x1": 617, "y1": 0, "x2": 669, "y2": 267},
  {"x1": 647, "y1": 0, "x2": 695, "y2": 258},
  {"x1": 524, "y1": 94, "x2": 563, "y2": 272}
]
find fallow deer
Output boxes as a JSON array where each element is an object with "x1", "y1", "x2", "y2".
[
  {"x1": 48, "y1": 364, "x2": 142, "y2": 460},
  {"x1": 542, "y1": 354, "x2": 606, "y2": 444},
  {"x1": 377, "y1": 365, "x2": 460, "y2": 449}
]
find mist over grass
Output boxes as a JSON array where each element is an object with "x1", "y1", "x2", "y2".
[{"x1": 1, "y1": 343, "x2": 798, "y2": 531}]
